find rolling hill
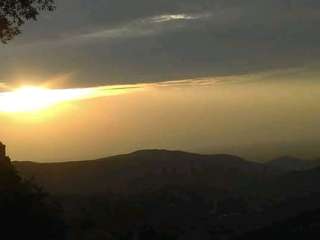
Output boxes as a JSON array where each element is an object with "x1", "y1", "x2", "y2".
[{"x1": 14, "y1": 150, "x2": 278, "y2": 195}]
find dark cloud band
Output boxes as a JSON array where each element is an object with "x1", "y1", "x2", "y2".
[{"x1": 1, "y1": 0, "x2": 320, "y2": 86}]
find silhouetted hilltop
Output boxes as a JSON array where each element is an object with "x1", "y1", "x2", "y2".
[
  {"x1": 266, "y1": 156, "x2": 320, "y2": 171},
  {"x1": 14, "y1": 150, "x2": 277, "y2": 195}
]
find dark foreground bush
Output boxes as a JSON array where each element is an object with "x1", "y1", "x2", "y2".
[{"x1": 0, "y1": 159, "x2": 66, "y2": 240}]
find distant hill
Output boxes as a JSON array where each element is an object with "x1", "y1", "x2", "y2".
[
  {"x1": 13, "y1": 150, "x2": 278, "y2": 195},
  {"x1": 266, "y1": 156, "x2": 320, "y2": 172},
  {"x1": 202, "y1": 140, "x2": 320, "y2": 162},
  {"x1": 268, "y1": 166, "x2": 320, "y2": 197}
]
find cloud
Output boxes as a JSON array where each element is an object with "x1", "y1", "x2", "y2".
[
  {"x1": 0, "y1": 78, "x2": 223, "y2": 113},
  {"x1": 22, "y1": 11, "x2": 211, "y2": 46},
  {"x1": 79, "y1": 12, "x2": 209, "y2": 40},
  {"x1": 150, "y1": 13, "x2": 210, "y2": 23},
  {"x1": 1, "y1": 0, "x2": 320, "y2": 86}
]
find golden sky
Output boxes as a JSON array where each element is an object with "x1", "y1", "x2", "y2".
[
  {"x1": 1, "y1": 68, "x2": 319, "y2": 162},
  {"x1": 1, "y1": 0, "x2": 320, "y2": 161}
]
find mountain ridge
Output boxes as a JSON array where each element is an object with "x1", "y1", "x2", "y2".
[{"x1": 13, "y1": 149, "x2": 277, "y2": 195}]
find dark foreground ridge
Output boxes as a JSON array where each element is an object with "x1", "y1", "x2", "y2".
[
  {"x1": 0, "y1": 142, "x2": 11, "y2": 167},
  {"x1": 0, "y1": 142, "x2": 66, "y2": 239}
]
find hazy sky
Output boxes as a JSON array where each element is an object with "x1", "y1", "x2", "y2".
[{"x1": 1, "y1": 0, "x2": 320, "y2": 161}]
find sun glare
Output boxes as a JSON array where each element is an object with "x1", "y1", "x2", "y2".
[
  {"x1": 0, "y1": 83, "x2": 143, "y2": 114},
  {"x1": 0, "y1": 86, "x2": 94, "y2": 113}
]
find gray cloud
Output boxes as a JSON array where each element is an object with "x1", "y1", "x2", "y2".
[
  {"x1": 1, "y1": 0, "x2": 320, "y2": 86},
  {"x1": 150, "y1": 13, "x2": 210, "y2": 23}
]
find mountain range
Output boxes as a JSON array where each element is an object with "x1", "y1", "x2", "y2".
[
  {"x1": 12, "y1": 149, "x2": 320, "y2": 239},
  {"x1": 13, "y1": 150, "x2": 320, "y2": 196}
]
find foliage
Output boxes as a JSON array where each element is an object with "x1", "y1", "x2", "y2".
[
  {"x1": 0, "y1": 160, "x2": 66, "y2": 239},
  {"x1": 0, "y1": 0, "x2": 55, "y2": 43}
]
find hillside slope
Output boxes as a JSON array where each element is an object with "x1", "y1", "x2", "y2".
[
  {"x1": 14, "y1": 150, "x2": 277, "y2": 195},
  {"x1": 266, "y1": 156, "x2": 320, "y2": 172}
]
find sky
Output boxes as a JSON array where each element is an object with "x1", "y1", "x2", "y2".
[{"x1": 1, "y1": 0, "x2": 320, "y2": 162}]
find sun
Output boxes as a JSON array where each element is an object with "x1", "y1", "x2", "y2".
[
  {"x1": 0, "y1": 83, "x2": 141, "y2": 114},
  {"x1": 0, "y1": 86, "x2": 94, "y2": 113}
]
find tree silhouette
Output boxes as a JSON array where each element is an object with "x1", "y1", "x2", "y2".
[
  {"x1": 0, "y1": 158, "x2": 66, "y2": 239},
  {"x1": 0, "y1": 0, "x2": 55, "y2": 43}
]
